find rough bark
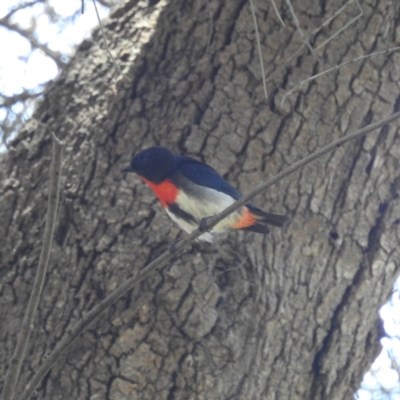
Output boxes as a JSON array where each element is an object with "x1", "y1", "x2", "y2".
[{"x1": 1, "y1": 0, "x2": 400, "y2": 399}]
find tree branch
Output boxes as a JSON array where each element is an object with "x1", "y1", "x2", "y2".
[
  {"x1": 1, "y1": 133, "x2": 65, "y2": 400},
  {"x1": 5, "y1": 0, "x2": 44, "y2": 21},
  {"x1": 0, "y1": 19, "x2": 65, "y2": 69},
  {"x1": 0, "y1": 90, "x2": 42, "y2": 109},
  {"x1": 249, "y1": 0, "x2": 268, "y2": 100},
  {"x1": 1, "y1": 91, "x2": 41, "y2": 145},
  {"x1": 18, "y1": 111, "x2": 400, "y2": 400}
]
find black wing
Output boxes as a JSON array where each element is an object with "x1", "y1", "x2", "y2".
[
  {"x1": 176, "y1": 156, "x2": 242, "y2": 199},
  {"x1": 176, "y1": 155, "x2": 289, "y2": 227}
]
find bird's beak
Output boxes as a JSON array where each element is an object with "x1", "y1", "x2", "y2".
[{"x1": 121, "y1": 165, "x2": 135, "y2": 173}]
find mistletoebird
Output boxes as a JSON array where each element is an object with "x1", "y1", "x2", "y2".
[{"x1": 121, "y1": 146, "x2": 289, "y2": 242}]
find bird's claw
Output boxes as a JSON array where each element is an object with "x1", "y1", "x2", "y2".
[{"x1": 199, "y1": 216, "x2": 212, "y2": 232}]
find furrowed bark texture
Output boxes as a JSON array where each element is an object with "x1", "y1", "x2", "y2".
[{"x1": 1, "y1": 0, "x2": 400, "y2": 399}]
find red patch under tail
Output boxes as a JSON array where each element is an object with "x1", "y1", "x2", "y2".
[{"x1": 231, "y1": 208, "x2": 257, "y2": 230}]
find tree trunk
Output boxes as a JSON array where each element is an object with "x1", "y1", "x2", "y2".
[{"x1": 1, "y1": 0, "x2": 399, "y2": 398}]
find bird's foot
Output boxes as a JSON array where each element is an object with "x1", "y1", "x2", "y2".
[{"x1": 199, "y1": 216, "x2": 212, "y2": 232}]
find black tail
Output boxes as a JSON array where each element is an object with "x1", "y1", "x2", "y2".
[
  {"x1": 241, "y1": 224, "x2": 270, "y2": 234},
  {"x1": 251, "y1": 209, "x2": 289, "y2": 228},
  {"x1": 239, "y1": 208, "x2": 289, "y2": 235}
]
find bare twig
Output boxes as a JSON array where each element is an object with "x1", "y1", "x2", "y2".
[
  {"x1": 5, "y1": 0, "x2": 44, "y2": 21},
  {"x1": 18, "y1": 110, "x2": 400, "y2": 400},
  {"x1": 0, "y1": 90, "x2": 42, "y2": 109},
  {"x1": 285, "y1": 0, "x2": 321, "y2": 63},
  {"x1": 249, "y1": 0, "x2": 268, "y2": 100},
  {"x1": 1, "y1": 90, "x2": 42, "y2": 145},
  {"x1": 0, "y1": 19, "x2": 65, "y2": 69},
  {"x1": 205, "y1": 0, "x2": 213, "y2": 53},
  {"x1": 270, "y1": 0, "x2": 285, "y2": 26},
  {"x1": 287, "y1": 0, "x2": 363, "y2": 62},
  {"x1": 1, "y1": 98, "x2": 38, "y2": 146},
  {"x1": 314, "y1": 0, "x2": 363, "y2": 51},
  {"x1": 1, "y1": 133, "x2": 65, "y2": 400},
  {"x1": 383, "y1": 0, "x2": 399, "y2": 43},
  {"x1": 282, "y1": 45, "x2": 400, "y2": 105},
  {"x1": 92, "y1": 0, "x2": 130, "y2": 81}
]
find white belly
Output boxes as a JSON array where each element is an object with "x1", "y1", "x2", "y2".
[{"x1": 166, "y1": 186, "x2": 243, "y2": 242}]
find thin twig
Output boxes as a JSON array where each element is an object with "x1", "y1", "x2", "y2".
[
  {"x1": 270, "y1": 0, "x2": 285, "y2": 26},
  {"x1": 314, "y1": 0, "x2": 363, "y2": 51},
  {"x1": 285, "y1": 0, "x2": 321, "y2": 63},
  {"x1": 282, "y1": 45, "x2": 400, "y2": 105},
  {"x1": 18, "y1": 110, "x2": 400, "y2": 400},
  {"x1": 5, "y1": 0, "x2": 41, "y2": 21},
  {"x1": 205, "y1": 0, "x2": 213, "y2": 53},
  {"x1": 383, "y1": 0, "x2": 397, "y2": 42},
  {"x1": 92, "y1": 0, "x2": 130, "y2": 82},
  {"x1": 0, "y1": 90, "x2": 42, "y2": 109},
  {"x1": 0, "y1": 19, "x2": 65, "y2": 69},
  {"x1": 287, "y1": 0, "x2": 362, "y2": 62},
  {"x1": 249, "y1": 0, "x2": 268, "y2": 100},
  {"x1": 1, "y1": 99, "x2": 38, "y2": 146},
  {"x1": 1, "y1": 133, "x2": 64, "y2": 400}
]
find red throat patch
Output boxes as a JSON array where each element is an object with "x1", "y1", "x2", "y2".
[
  {"x1": 141, "y1": 178, "x2": 179, "y2": 208},
  {"x1": 231, "y1": 208, "x2": 257, "y2": 229}
]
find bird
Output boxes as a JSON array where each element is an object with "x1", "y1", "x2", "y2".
[{"x1": 121, "y1": 146, "x2": 289, "y2": 242}]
